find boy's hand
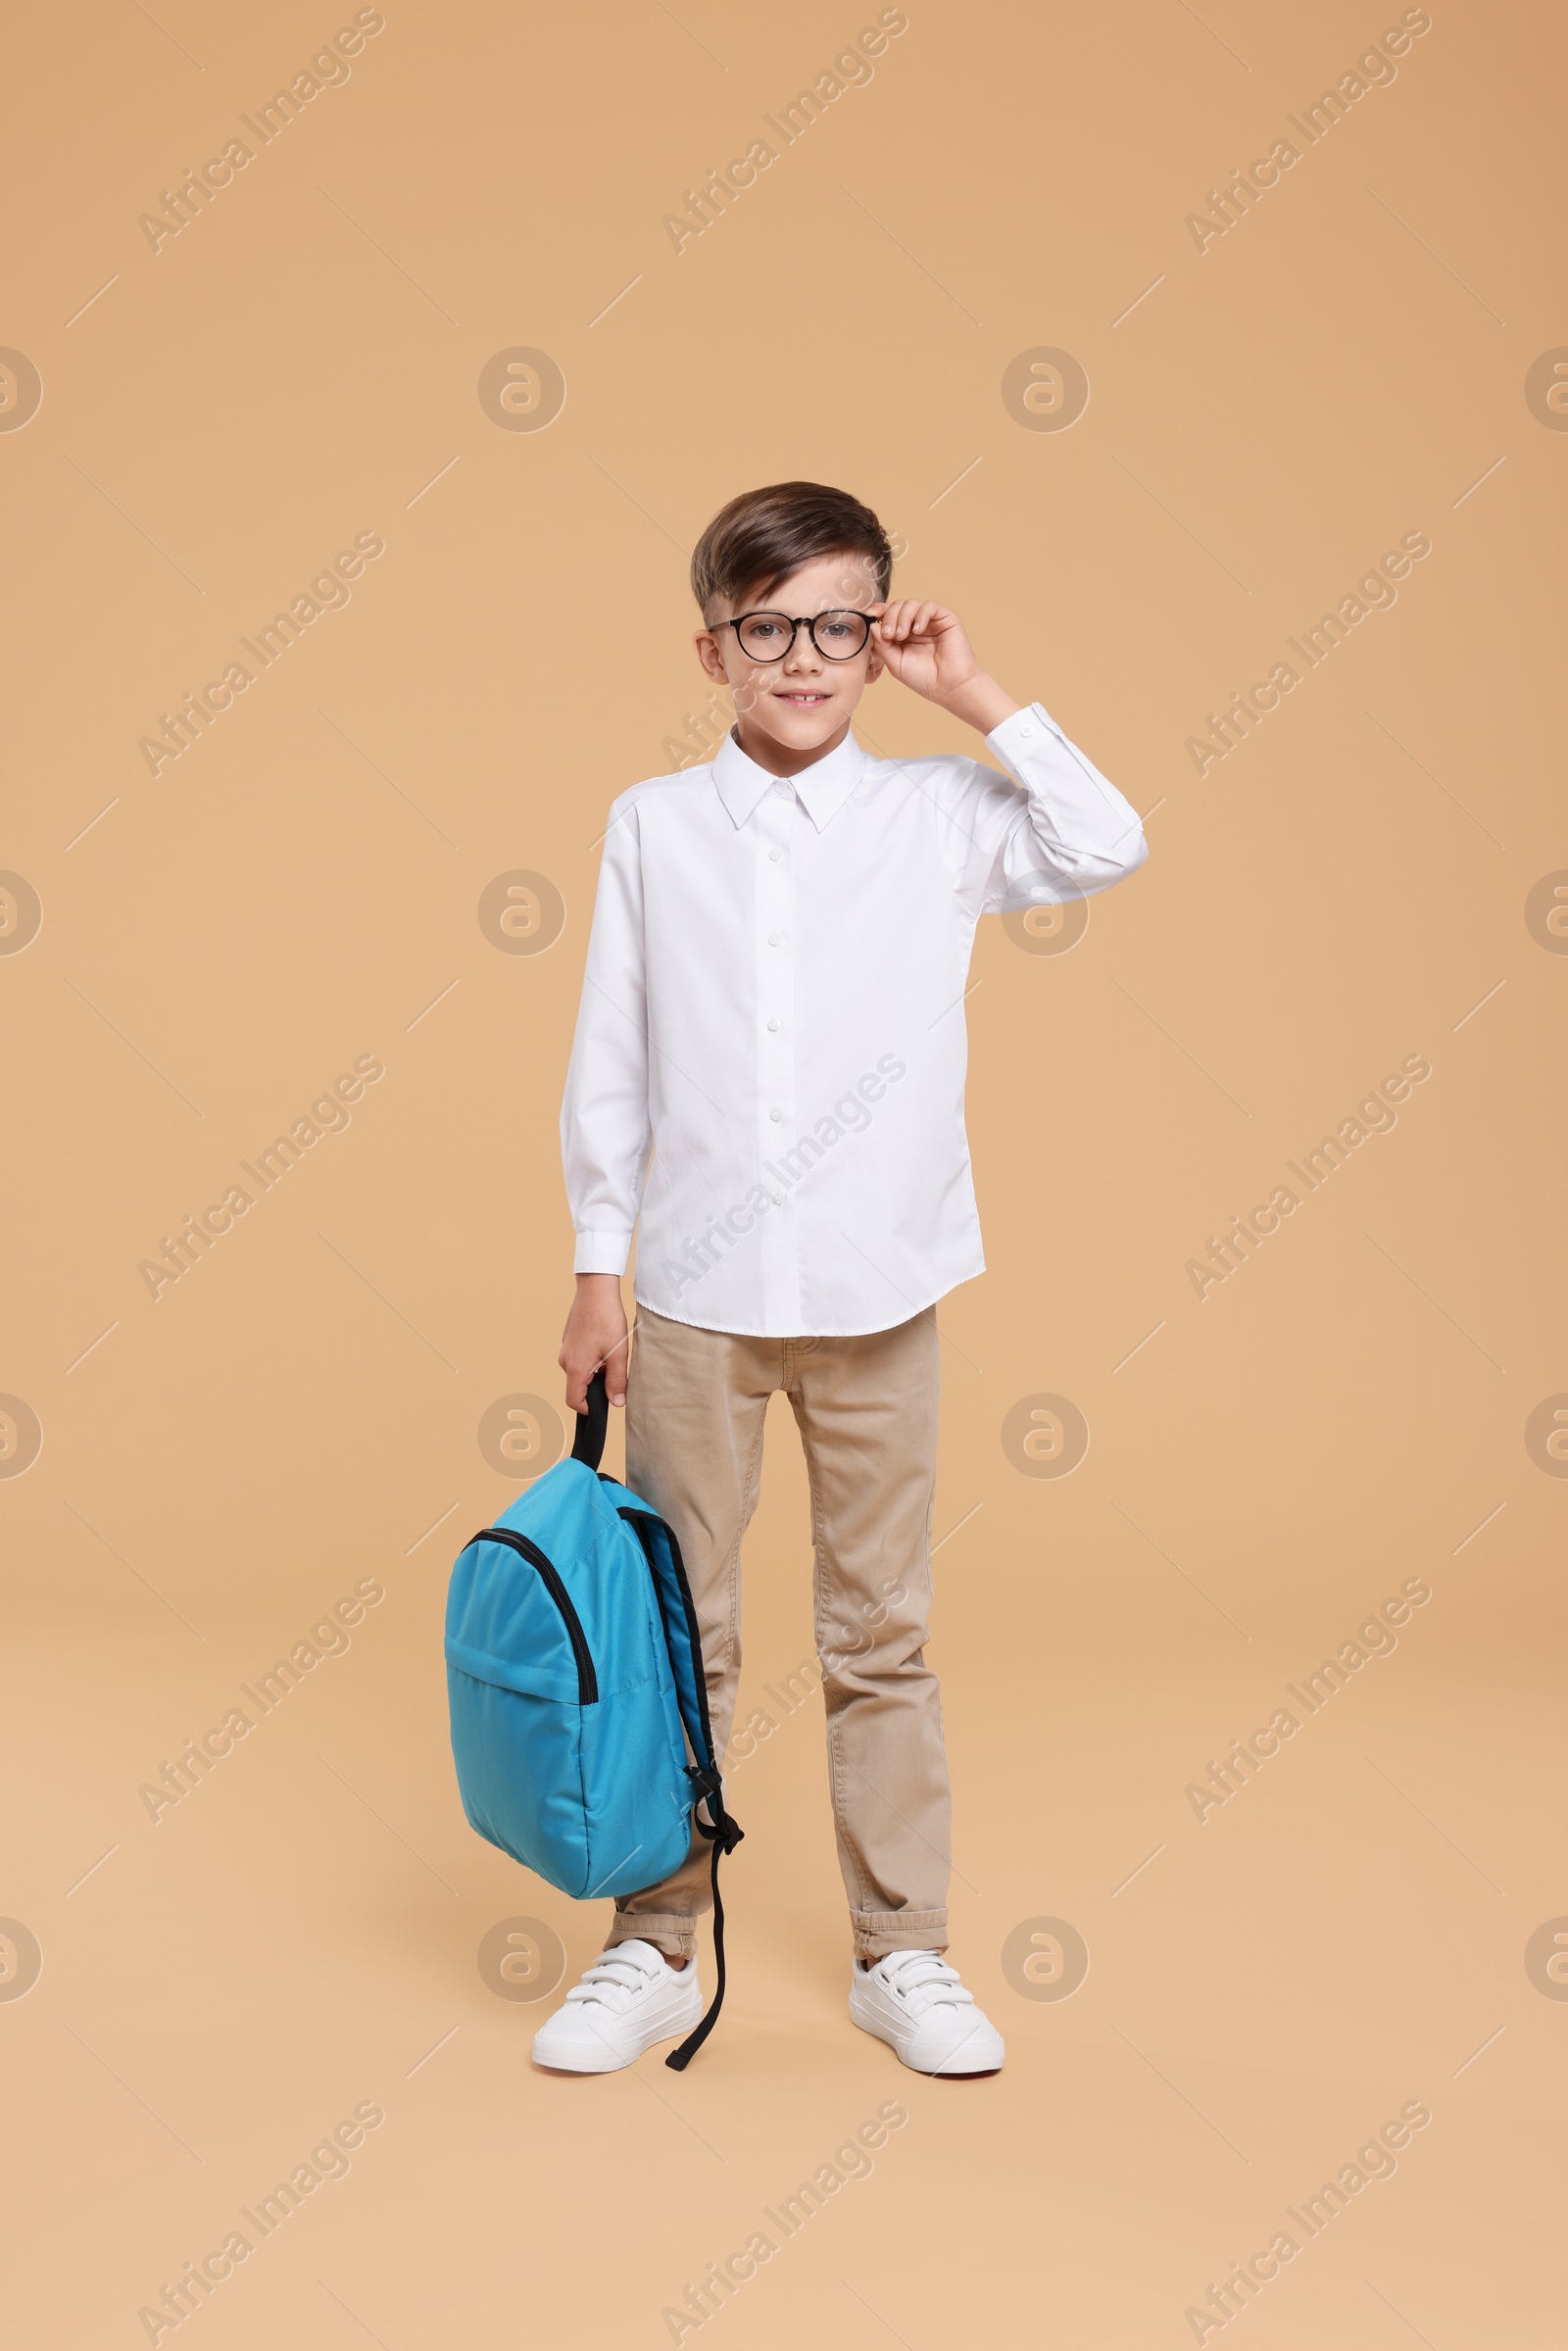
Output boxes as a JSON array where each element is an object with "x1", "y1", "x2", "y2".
[
  {"x1": 870, "y1": 601, "x2": 1020, "y2": 735},
  {"x1": 560, "y1": 1273, "x2": 629, "y2": 1413}
]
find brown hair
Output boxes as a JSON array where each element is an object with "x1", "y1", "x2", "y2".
[{"x1": 690, "y1": 481, "x2": 892, "y2": 620}]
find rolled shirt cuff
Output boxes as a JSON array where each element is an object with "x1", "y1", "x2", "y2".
[{"x1": 572, "y1": 1227, "x2": 635, "y2": 1277}]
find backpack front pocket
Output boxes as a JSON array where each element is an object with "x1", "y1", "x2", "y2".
[{"x1": 461, "y1": 1523, "x2": 602, "y2": 1711}]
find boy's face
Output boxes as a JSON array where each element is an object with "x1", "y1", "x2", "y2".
[{"x1": 695, "y1": 550, "x2": 884, "y2": 763}]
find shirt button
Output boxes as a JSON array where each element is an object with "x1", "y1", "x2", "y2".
[
  {"x1": 1020, "y1": 722, "x2": 1033, "y2": 736},
  {"x1": 768, "y1": 849, "x2": 782, "y2": 862},
  {"x1": 772, "y1": 1194, "x2": 784, "y2": 1205},
  {"x1": 767, "y1": 931, "x2": 780, "y2": 946},
  {"x1": 769, "y1": 1107, "x2": 783, "y2": 1121},
  {"x1": 767, "y1": 1017, "x2": 780, "y2": 1032}
]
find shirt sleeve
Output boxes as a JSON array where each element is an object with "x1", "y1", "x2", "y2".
[
  {"x1": 939, "y1": 700, "x2": 1149, "y2": 914},
  {"x1": 560, "y1": 796, "x2": 651, "y2": 1276}
]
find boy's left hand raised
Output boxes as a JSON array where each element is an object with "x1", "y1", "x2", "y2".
[{"x1": 870, "y1": 602, "x2": 1020, "y2": 734}]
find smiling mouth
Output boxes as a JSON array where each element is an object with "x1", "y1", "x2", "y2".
[{"x1": 776, "y1": 690, "x2": 830, "y2": 706}]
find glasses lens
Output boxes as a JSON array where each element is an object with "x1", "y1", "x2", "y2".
[
  {"x1": 736, "y1": 612, "x2": 795, "y2": 661},
  {"x1": 812, "y1": 611, "x2": 871, "y2": 660}
]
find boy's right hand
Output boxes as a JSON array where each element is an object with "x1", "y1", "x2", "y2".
[{"x1": 560, "y1": 1273, "x2": 629, "y2": 1413}]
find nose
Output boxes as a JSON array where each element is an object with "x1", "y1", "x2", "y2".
[{"x1": 781, "y1": 622, "x2": 824, "y2": 674}]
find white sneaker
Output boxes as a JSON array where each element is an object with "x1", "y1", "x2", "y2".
[
  {"x1": 531, "y1": 1940, "x2": 701, "y2": 2073},
  {"x1": 850, "y1": 1949, "x2": 1005, "y2": 2076}
]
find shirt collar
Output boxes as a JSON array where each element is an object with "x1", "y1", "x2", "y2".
[{"x1": 710, "y1": 725, "x2": 868, "y2": 833}]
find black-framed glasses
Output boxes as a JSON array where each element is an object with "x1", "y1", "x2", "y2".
[{"x1": 717, "y1": 609, "x2": 873, "y2": 662}]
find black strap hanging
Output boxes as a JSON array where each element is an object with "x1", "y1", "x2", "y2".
[
  {"x1": 666, "y1": 1765, "x2": 744, "y2": 2071},
  {"x1": 614, "y1": 1503, "x2": 745, "y2": 2068}
]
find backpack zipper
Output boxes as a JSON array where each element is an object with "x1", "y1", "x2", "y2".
[{"x1": 467, "y1": 1527, "x2": 599, "y2": 1705}]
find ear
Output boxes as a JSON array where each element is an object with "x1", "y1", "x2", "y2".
[{"x1": 695, "y1": 627, "x2": 729, "y2": 685}]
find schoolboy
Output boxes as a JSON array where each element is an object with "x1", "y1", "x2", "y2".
[{"x1": 535, "y1": 482, "x2": 1147, "y2": 2074}]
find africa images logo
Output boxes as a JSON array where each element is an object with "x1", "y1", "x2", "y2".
[{"x1": 137, "y1": 1054, "x2": 385, "y2": 1299}]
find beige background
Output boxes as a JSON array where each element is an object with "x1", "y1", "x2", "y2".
[{"x1": 4, "y1": 0, "x2": 1566, "y2": 2342}]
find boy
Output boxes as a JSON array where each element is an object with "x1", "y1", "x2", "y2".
[{"x1": 534, "y1": 482, "x2": 1147, "y2": 2075}]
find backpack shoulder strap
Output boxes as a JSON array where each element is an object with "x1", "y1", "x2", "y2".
[{"x1": 616, "y1": 1505, "x2": 743, "y2": 2070}]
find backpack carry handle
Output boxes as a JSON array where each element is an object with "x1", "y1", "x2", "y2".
[{"x1": 570, "y1": 1368, "x2": 609, "y2": 1471}]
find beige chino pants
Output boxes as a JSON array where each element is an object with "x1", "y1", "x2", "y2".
[{"x1": 607, "y1": 1304, "x2": 952, "y2": 1965}]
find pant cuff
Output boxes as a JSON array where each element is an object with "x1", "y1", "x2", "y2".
[
  {"x1": 607, "y1": 1908, "x2": 700, "y2": 1960},
  {"x1": 853, "y1": 1908, "x2": 949, "y2": 1964}
]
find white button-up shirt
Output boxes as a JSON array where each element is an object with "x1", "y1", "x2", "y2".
[{"x1": 561, "y1": 703, "x2": 1148, "y2": 1337}]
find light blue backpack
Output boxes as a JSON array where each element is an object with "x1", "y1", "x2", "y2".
[{"x1": 445, "y1": 1372, "x2": 742, "y2": 2066}]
